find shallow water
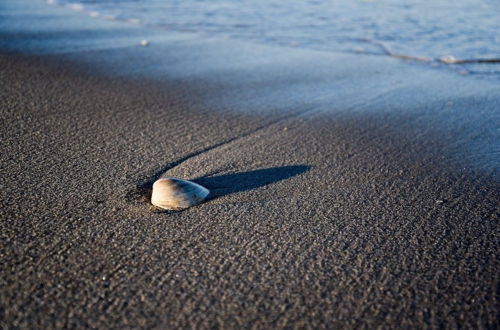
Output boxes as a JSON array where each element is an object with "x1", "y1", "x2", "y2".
[{"x1": 49, "y1": 0, "x2": 500, "y2": 79}]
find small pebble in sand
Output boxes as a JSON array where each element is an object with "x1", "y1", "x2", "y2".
[
  {"x1": 151, "y1": 177, "x2": 209, "y2": 211},
  {"x1": 435, "y1": 199, "x2": 445, "y2": 204},
  {"x1": 140, "y1": 40, "x2": 149, "y2": 47}
]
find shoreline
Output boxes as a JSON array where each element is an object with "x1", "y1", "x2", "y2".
[
  {"x1": 2, "y1": 0, "x2": 498, "y2": 175},
  {"x1": 1, "y1": 0, "x2": 499, "y2": 328}
]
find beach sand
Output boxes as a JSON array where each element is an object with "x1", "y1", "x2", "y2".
[{"x1": 1, "y1": 0, "x2": 499, "y2": 328}]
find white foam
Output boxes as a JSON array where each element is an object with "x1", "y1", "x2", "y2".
[
  {"x1": 128, "y1": 18, "x2": 141, "y2": 25},
  {"x1": 67, "y1": 3, "x2": 84, "y2": 11}
]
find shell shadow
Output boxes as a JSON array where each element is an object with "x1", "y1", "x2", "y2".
[{"x1": 193, "y1": 165, "x2": 311, "y2": 200}]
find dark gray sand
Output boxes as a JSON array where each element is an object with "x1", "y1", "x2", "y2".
[{"x1": 1, "y1": 1, "x2": 499, "y2": 328}]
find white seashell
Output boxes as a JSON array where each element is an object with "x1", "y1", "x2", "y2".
[
  {"x1": 151, "y1": 177, "x2": 209, "y2": 211},
  {"x1": 440, "y1": 55, "x2": 457, "y2": 64}
]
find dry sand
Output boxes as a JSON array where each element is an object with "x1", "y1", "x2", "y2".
[{"x1": 1, "y1": 0, "x2": 499, "y2": 328}]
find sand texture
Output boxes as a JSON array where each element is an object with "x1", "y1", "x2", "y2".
[{"x1": 1, "y1": 0, "x2": 499, "y2": 328}]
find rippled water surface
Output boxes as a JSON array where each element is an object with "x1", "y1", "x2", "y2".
[{"x1": 52, "y1": 0, "x2": 500, "y2": 78}]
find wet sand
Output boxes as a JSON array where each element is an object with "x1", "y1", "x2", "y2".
[{"x1": 1, "y1": 0, "x2": 499, "y2": 328}]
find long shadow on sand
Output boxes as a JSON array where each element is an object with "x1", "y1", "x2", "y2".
[
  {"x1": 193, "y1": 165, "x2": 311, "y2": 200},
  {"x1": 128, "y1": 165, "x2": 310, "y2": 205}
]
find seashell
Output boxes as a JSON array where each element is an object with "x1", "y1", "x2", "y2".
[
  {"x1": 439, "y1": 55, "x2": 457, "y2": 64},
  {"x1": 151, "y1": 177, "x2": 209, "y2": 211}
]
